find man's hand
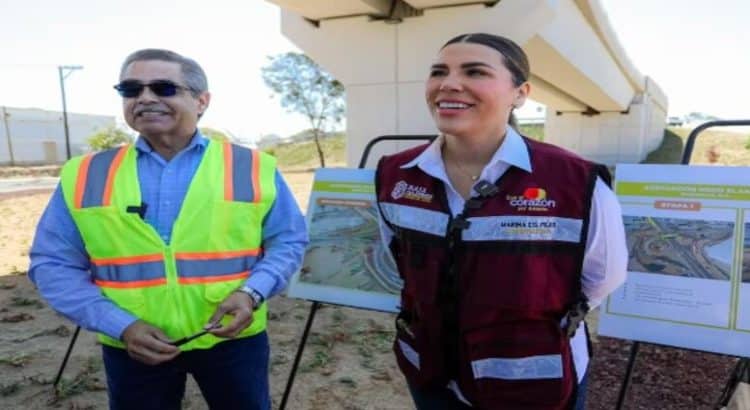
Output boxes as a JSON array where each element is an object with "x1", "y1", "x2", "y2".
[
  {"x1": 205, "y1": 291, "x2": 255, "y2": 338},
  {"x1": 121, "y1": 320, "x2": 180, "y2": 365}
]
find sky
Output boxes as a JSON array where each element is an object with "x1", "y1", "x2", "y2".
[{"x1": 0, "y1": 0, "x2": 748, "y2": 143}]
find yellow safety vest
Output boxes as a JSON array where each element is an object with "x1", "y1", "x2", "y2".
[{"x1": 59, "y1": 140, "x2": 276, "y2": 350}]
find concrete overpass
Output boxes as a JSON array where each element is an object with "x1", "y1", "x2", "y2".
[{"x1": 266, "y1": 0, "x2": 668, "y2": 166}]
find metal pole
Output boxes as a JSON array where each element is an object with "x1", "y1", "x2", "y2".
[
  {"x1": 681, "y1": 119, "x2": 750, "y2": 164},
  {"x1": 58, "y1": 66, "x2": 72, "y2": 160},
  {"x1": 279, "y1": 301, "x2": 319, "y2": 410},
  {"x1": 615, "y1": 341, "x2": 640, "y2": 410},
  {"x1": 57, "y1": 65, "x2": 82, "y2": 161},
  {"x1": 53, "y1": 325, "x2": 80, "y2": 390},
  {"x1": 717, "y1": 359, "x2": 748, "y2": 407},
  {"x1": 1, "y1": 106, "x2": 14, "y2": 166}
]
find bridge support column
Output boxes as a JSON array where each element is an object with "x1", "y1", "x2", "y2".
[
  {"x1": 544, "y1": 85, "x2": 667, "y2": 165},
  {"x1": 271, "y1": 0, "x2": 669, "y2": 167}
]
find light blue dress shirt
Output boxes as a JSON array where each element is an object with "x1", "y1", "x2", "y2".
[{"x1": 29, "y1": 132, "x2": 308, "y2": 340}]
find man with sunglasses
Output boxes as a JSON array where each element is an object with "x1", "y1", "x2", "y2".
[{"x1": 29, "y1": 49, "x2": 308, "y2": 409}]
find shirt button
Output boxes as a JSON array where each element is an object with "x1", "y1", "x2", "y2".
[{"x1": 161, "y1": 235, "x2": 168, "y2": 241}]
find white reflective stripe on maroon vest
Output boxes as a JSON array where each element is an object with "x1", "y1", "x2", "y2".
[
  {"x1": 463, "y1": 216, "x2": 583, "y2": 242},
  {"x1": 471, "y1": 354, "x2": 563, "y2": 380},
  {"x1": 379, "y1": 202, "x2": 449, "y2": 237},
  {"x1": 446, "y1": 380, "x2": 472, "y2": 406},
  {"x1": 397, "y1": 339, "x2": 420, "y2": 370}
]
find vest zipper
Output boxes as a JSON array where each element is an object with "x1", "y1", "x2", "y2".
[
  {"x1": 164, "y1": 245, "x2": 190, "y2": 340},
  {"x1": 164, "y1": 245, "x2": 176, "y2": 288}
]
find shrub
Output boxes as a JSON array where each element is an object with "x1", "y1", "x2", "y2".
[{"x1": 86, "y1": 126, "x2": 133, "y2": 151}]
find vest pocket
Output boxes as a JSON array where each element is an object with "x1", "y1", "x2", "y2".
[
  {"x1": 195, "y1": 281, "x2": 237, "y2": 334},
  {"x1": 102, "y1": 288, "x2": 146, "y2": 316},
  {"x1": 463, "y1": 322, "x2": 574, "y2": 409},
  {"x1": 203, "y1": 281, "x2": 239, "y2": 304},
  {"x1": 211, "y1": 201, "x2": 264, "y2": 242},
  {"x1": 202, "y1": 278, "x2": 249, "y2": 330},
  {"x1": 462, "y1": 254, "x2": 552, "y2": 310},
  {"x1": 393, "y1": 310, "x2": 447, "y2": 389}
]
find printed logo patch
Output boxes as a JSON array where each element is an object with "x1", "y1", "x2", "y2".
[
  {"x1": 391, "y1": 181, "x2": 408, "y2": 199},
  {"x1": 391, "y1": 180, "x2": 433, "y2": 203},
  {"x1": 524, "y1": 188, "x2": 546, "y2": 200},
  {"x1": 507, "y1": 187, "x2": 556, "y2": 212}
]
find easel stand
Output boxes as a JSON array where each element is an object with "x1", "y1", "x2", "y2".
[{"x1": 615, "y1": 119, "x2": 750, "y2": 409}]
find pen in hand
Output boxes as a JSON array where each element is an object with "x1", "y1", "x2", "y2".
[{"x1": 171, "y1": 322, "x2": 222, "y2": 346}]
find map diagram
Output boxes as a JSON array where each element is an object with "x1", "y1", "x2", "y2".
[
  {"x1": 624, "y1": 216, "x2": 734, "y2": 280},
  {"x1": 298, "y1": 198, "x2": 402, "y2": 294}
]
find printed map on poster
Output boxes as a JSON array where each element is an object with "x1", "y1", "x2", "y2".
[
  {"x1": 286, "y1": 168, "x2": 402, "y2": 312},
  {"x1": 599, "y1": 164, "x2": 750, "y2": 357}
]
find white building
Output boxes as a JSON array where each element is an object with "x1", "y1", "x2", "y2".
[{"x1": 0, "y1": 106, "x2": 114, "y2": 165}]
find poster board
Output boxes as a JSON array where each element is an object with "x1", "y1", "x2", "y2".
[
  {"x1": 286, "y1": 168, "x2": 401, "y2": 312},
  {"x1": 599, "y1": 164, "x2": 750, "y2": 357}
]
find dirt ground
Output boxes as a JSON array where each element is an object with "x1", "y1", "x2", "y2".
[{"x1": 0, "y1": 166, "x2": 738, "y2": 409}]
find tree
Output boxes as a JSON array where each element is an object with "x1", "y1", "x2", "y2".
[
  {"x1": 86, "y1": 125, "x2": 133, "y2": 151},
  {"x1": 200, "y1": 127, "x2": 232, "y2": 142},
  {"x1": 262, "y1": 52, "x2": 344, "y2": 167}
]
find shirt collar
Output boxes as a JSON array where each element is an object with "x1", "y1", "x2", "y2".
[
  {"x1": 134, "y1": 130, "x2": 208, "y2": 155},
  {"x1": 400, "y1": 125, "x2": 532, "y2": 173}
]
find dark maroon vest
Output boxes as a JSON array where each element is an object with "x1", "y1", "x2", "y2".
[{"x1": 376, "y1": 137, "x2": 608, "y2": 409}]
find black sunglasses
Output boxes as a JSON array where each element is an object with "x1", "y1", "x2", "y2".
[{"x1": 113, "y1": 80, "x2": 192, "y2": 98}]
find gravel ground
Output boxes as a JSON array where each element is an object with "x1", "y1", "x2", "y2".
[
  {"x1": 0, "y1": 167, "x2": 743, "y2": 409},
  {"x1": 587, "y1": 334, "x2": 738, "y2": 409}
]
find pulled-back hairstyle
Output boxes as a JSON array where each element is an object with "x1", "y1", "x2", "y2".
[{"x1": 442, "y1": 33, "x2": 530, "y2": 129}]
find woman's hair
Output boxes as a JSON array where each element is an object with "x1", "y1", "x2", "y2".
[{"x1": 441, "y1": 33, "x2": 530, "y2": 128}]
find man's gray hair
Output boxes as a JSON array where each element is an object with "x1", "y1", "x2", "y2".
[{"x1": 120, "y1": 49, "x2": 208, "y2": 95}]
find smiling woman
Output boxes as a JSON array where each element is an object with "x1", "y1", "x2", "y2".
[
  {"x1": 424, "y1": 34, "x2": 530, "y2": 199},
  {"x1": 375, "y1": 32, "x2": 628, "y2": 410}
]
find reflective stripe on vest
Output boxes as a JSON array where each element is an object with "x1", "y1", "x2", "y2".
[
  {"x1": 74, "y1": 146, "x2": 128, "y2": 208},
  {"x1": 380, "y1": 202, "x2": 584, "y2": 243},
  {"x1": 398, "y1": 338, "x2": 421, "y2": 370},
  {"x1": 224, "y1": 142, "x2": 263, "y2": 203},
  {"x1": 379, "y1": 202, "x2": 449, "y2": 237},
  {"x1": 174, "y1": 249, "x2": 260, "y2": 283},
  {"x1": 91, "y1": 254, "x2": 166, "y2": 288},
  {"x1": 463, "y1": 215, "x2": 584, "y2": 242},
  {"x1": 471, "y1": 354, "x2": 564, "y2": 380}
]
